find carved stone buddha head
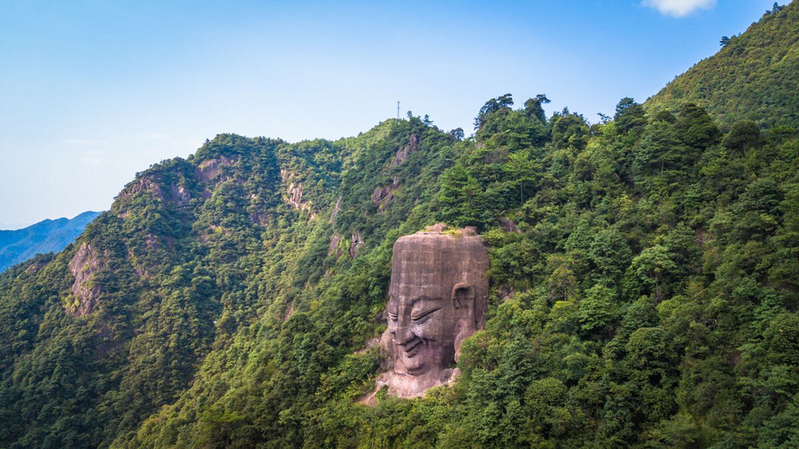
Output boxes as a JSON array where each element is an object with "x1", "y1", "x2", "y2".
[{"x1": 379, "y1": 226, "x2": 489, "y2": 397}]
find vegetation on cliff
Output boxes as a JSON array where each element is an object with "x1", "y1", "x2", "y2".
[{"x1": 0, "y1": 3, "x2": 797, "y2": 449}]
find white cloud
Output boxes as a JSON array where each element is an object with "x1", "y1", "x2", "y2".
[
  {"x1": 137, "y1": 132, "x2": 170, "y2": 140},
  {"x1": 66, "y1": 138, "x2": 108, "y2": 145},
  {"x1": 80, "y1": 150, "x2": 106, "y2": 165},
  {"x1": 643, "y1": 0, "x2": 716, "y2": 17}
]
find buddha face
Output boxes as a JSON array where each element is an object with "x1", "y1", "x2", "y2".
[
  {"x1": 386, "y1": 234, "x2": 484, "y2": 377},
  {"x1": 388, "y1": 284, "x2": 475, "y2": 375}
]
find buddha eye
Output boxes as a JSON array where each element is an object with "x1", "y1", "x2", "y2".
[
  {"x1": 388, "y1": 311, "x2": 398, "y2": 321},
  {"x1": 411, "y1": 307, "x2": 442, "y2": 323}
]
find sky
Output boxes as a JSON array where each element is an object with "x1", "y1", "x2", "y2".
[{"x1": 0, "y1": 0, "x2": 780, "y2": 228}]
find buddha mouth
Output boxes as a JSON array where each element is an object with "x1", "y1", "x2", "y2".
[{"x1": 400, "y1": 336, "x2": 424, "y2": 358}]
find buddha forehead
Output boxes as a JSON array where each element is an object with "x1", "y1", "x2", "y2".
[{"x1": 389, "y1": 236, "x2": 467, "y2": 301}]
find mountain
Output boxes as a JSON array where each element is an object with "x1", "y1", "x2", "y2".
[
  {"x1": 0, "y1": 211, "x2": 101, "y2": 272},
  {"x1": 647, "y1": 1, "x2": 799, "y2": 129},
  {"x1": 0, "y1": 5, "x2": 798, "y2": 449}
]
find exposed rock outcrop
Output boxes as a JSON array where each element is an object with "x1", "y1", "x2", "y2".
[
  {"x1": 390, "y1": 134, "x2": 418, "y2": 167},
  {"x1": 281, "y1": 170, "x2": 314, "y2": 215},
  {"x1": 117, "y1": 175, "x2": 192, "y2": 215},
  {"x1": 328, "y1": 233, "x2": 343, "y2": 258},
  {"x1": 119, "y1": 177, "x2": 165, "y2": 204},
  {"x1": 499, "y1": 217, "x2": 518, "y2": 233},
  {"x1": 195, "y1": 155, "x2": 238, "y2": 183},
  {"x1": 287, "y1": 182, "x2": 305, "y2": 210},
  {"x1": 331, "y1": 196, "x2": 342, "y2": 223},
  {"x1": 25, "y1": 259, "x2": 47, "y2": 273},
  {"x1": 67, "y1": 242, "x2": 103, "y2": 317},
  {"x1": 425, "y1": 223, "x2": 447, "y2": 233},
  {"x1": 349, "y1": 231, "x2": 363, "y2": 258},
  {"x1": 127, "y1": 248, "x2": 151, "y2": 280},
  {"x1": 169, "y1": 184, "x2": 191, "y2": 207},
  {"x1": 372, "y1": 177, "x2": 399, "y2": 211}
]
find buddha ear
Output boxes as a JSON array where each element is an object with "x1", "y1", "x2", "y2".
[
  {"x1": 453, "y1": 283, "x2": 477, "y2": 362},
  {"x1": 452, "y1": 283, "x2": 475, "y2": 310}
]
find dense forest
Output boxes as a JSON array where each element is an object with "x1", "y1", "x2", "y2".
[
  {"x1": 0, "y1": 2, "x2": 797, "y2": 448},
  {"x1": 648, "y1": 1, "x2": 799, "y2": 128}
]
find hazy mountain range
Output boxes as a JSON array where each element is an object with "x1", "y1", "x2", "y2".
[{"x1": 0, "y1": 211, "x2": 101, "y2": 272}]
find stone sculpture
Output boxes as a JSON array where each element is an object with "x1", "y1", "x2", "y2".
[{"x1": 370, "y1": 225, "x2": 489, "y2": 399}]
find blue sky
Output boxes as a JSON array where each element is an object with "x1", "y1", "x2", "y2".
[{"x1": 0, "y1": 0, "x2": 779, "y2": 228}]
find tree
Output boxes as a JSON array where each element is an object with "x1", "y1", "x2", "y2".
[
  {"x1": 630, "y1": 245, "x2": 677, "y2": 301},
  {"x1": 614, "y1": 97, "x2": 647, "y2": 135},
  {"x1": 524, "y1": 94, "x2": 550, "y2": 123},
  {"x1": 551, "y1": 113, "x2": 589, "y2": 150},
  {"x1": 767, "y1": 2, "x2": 784, "y2": 14},
  {"x1": 675, "y1": 103, "x2": 721, "y2": 150},
  {"x1": 763, "y1": 313, "x2": 799, "y2": 365},
  {"x1": 720, "y1": 36, "x2": 731, "y2": 47},
  {"x1": 633, "y1": 120, "x2": 686, "y2": 179},
  {"x1": 505, "y1": 150, "x2": 540, "y2": 204},
  {"x1": 547, "y1": 255, "x2": 580, "y2": 302},
  {"x1": 722, "y1": 120, "x2": 763, "y2": 154},
  {"x1": 578, "y1": 284, "x2": 618, "y2": 336},
  {"x1": 474, "y1": 94, "x2": 514, "y2": 130}
]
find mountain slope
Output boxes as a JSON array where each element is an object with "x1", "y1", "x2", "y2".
[
  {"x1": 0, "y1": 120, "x2": 458, "y2": 448},
  {"x1": 647, "y1": 1, "x2": 799, "y2": 129},
  {"x1": 0, "y1": 211, "x2": 101, "y2": 272},
  {"x1": 1, "y1": 102, "x2": 797, "y2": 449},
  {"x1": 123, "y1": 98, "x2": 799, "y2": 449},
  {"x1": 0, "y1": 5, "x2": 798, "y2": 448}
]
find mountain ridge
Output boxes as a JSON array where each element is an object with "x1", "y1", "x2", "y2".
[
  {"x1": 646, "y1": 1, "x2": 799, "y2": 128},
  {"x1": 0, "y1": 211, "x2": 101, "y2": 273},
  {"x1": 0, "y1": 4, "x2": 797, "y2": 448}
]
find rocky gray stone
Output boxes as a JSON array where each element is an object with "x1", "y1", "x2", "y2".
[
  {"x1": 367, "y1": 226, "x2": 489, "y2": 400},
  {"x1": 68, "y1": 242, "x2": 102, "y2": 316}
]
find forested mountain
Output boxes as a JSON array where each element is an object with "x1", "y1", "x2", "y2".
[
  {"x1": 647, "y1": 1, "x2": 799, "y2": 129},
  {"x1": 0, "y1": 3, "x2": 797, "y2": 449},
  {"x1": 0, "y1": 211, "x2": 100, "y2": 272}
]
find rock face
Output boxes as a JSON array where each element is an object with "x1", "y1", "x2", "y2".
[
  {"x1": 369, "y1": 225, "x2": 489, "y2": 400},
  {"x1": 349, "y1": 231, "x2": 363, "y2": 258},
  {"x1": 68, "y1": 242, "x2": 102, "y2": 316},
  {"x1": 281, "y1": 170, "x2": 313, "y2": 214},
  {"x1": 195, "y1": 155, "x2": 237, "y2": 183},
  {"x1": 331, "y1": 196, "x2": 342, "y2": 223},
  {"x1": 499, "y1": 217, "x2": 518, "y2": 233},
  {"x1": 328, "y1": 233, "x2": 342, "y2": 258},
  {"x1": 390, "y1": 134, "x2": 418, "y2": 167},
  {"x1": 287, "y1": 182, "x2": 304, "y2": 210},
  {"x1": 372, "y1": 177, "x2": 399, "y2": 211}
]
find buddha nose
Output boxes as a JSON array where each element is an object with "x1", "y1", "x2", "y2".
[{"x1": 394, "y1": 323, "x2": 415, "y2": 345}]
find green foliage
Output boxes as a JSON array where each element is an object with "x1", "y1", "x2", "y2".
[
  {"x1": 474, "y1": 93, "x2": 514, "y2": 130},
  {"x1": 615, "y1": 97, "x2": 647, "y2": 136},
  {"x1": 1, "y1": 9, "x2": 799, "y2": 445},
  {"x1": 524, "y1": 94, "x2": 551, "y2": 124},
  {"x1": 648, "y1": 1, "x2": 799, "y2": 129}
]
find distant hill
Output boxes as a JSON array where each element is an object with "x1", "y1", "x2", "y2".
[
  {"x1": 0, "y1": 211, "x2": 101, "y2": 272},
  {"x1": 647, "y1": 1, "x2": 799, "y2": 129}
]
